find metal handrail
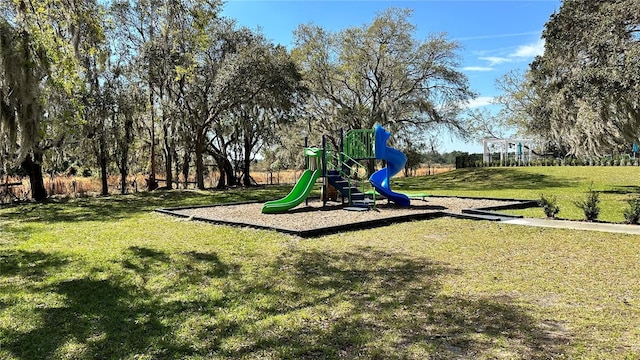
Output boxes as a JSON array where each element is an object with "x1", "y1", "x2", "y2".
[
  {"x1": 327, "y1": 151, "x2": 373, "y2": 206},
  {"x1": 324, "y1": 135, "x2": 375, "y2": 208}
]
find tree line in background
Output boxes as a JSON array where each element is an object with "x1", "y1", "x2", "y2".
[
  {"x1": 497, "y1": 0, "x2": 640, "y2": 158},
  {"x1": 1, "y1": 1, "x2": 477, "y2": 201},
  {"x1": 4, "y1": 0, "x2": 637, "y2": 202}
]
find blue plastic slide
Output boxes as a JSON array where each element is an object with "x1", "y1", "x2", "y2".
[{"x1": 369, "y1": 125, "x2": 410, "y2": 207}]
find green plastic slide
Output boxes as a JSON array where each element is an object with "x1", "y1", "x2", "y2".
[{"x1": 261, "y1": 169, "x2": 321, "y2": 214}]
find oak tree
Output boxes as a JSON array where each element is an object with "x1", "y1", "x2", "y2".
[{"x1": 530, "y1": 0, "x2": 640, "y2": 157}]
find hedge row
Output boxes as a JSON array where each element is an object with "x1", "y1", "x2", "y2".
[{"x1": 476, "y1": 158, "x2": 640, "y2": 167}]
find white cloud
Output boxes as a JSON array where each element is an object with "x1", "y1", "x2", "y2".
[
  {"x1": 455, "y1": 31, "x2": 542, "y2": 42},
  {"x1": 473, "y1": 39, "x2": 545, "y2": 67},
  {"x1": 462, "y1": 66, "x2": 494, "y2": 72},
  {"x1": 510, "y1": 39, "x2": 545, "y2": 58},
  {"x1": 464, "y1": 96, "x2": 495, "y2": 109},
  {"x1": 479, "y1": 56, "x2": 512, "y2": 66}
]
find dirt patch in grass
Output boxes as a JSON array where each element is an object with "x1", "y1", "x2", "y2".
[{"x1": 160, "y1": 196, "x2": 527, "y2": 236}]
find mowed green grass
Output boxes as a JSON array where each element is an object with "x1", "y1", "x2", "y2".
[
  {"x1": 396, "y1": 166, "x2": 640, "y2": 222},
  {"x1": 0, "y1": 167, "x2": 639, "y2": 359}
]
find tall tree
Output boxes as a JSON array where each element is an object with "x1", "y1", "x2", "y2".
[
  {"x1": 292, "y1": 8, "x2": 475, "y2": 148},
  {"x1": 175, "y1": 19, "x2": 240, "y2": 189},
  {"x1": 494, "y1": 70, "x2": 538, "y2": 136},
  {"x1": 111, "y1": 80, "x2": 143, "y2": 194},
  {"x1": 79, "y1": 3, "x2": 111, "y2": 196},
  {"x1": 230, "y1": 44, "x2": 305, "y2": 187},
  {"x1": 493, "y1": 70, "x2": 564, "y2": 154},
  {"x1": 111, "y1": 0, "x2": 164, "y2": 190},
  {"x1": 176, "y1": 23, "x2": 302, "y2": 189},
  {"x1": 0, "y1": 19, "x2": 48, "y2": 199},
  {"x1": 530, "y1": 0, "x2": 640, "y2": 157},
  {"x1": 1, "y1": 1, "x2": 103, "y2": 200},
  {"x1": 111, "y1": 0, "x2": 220, "y2": 190}
]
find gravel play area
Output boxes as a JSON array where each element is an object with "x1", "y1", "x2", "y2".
[{"x1": 160, "y1": 196, "x2": 533, "y2": 237}]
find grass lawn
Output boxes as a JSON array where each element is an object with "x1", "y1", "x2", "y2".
[
  {"x1": 396, "y1": 166, "x2": 640, "y2": 223},
  {"x1": 1, "y1": 167, "x2": 640, "y2": 359}
]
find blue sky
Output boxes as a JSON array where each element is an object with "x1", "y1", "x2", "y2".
[{"x1": 221, "y1": 0, "x2": 562, "y2": 153}]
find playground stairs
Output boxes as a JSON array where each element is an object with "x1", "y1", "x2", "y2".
[{"x1": 327, "y1": 170, "x2": 371, "y2": 209}]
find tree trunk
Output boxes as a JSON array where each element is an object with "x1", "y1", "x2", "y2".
[
  {"x1": 215, "y1": 159, "x2": 226, "y2": 189},
  {"x1": 99, "y1": 134, "x2": 109, "y2": 196},
  {"x1": 147, "y1": 24, "x2": 156, "y2": 191},
  {"x1": 21, "y1": 152, "x2": 47, "y2": 201},
  {"x1": 195, "y1": 131, "x2": 206, "y2": 190},
  {"x1": 148, "y1": 91, "x2": 156, "y2": 190},
  {"x1": 173, "y1": 148, "x2": 180, "y2": 189},
  {"x1": 222, "y1": 157, "x2": 236, "y2": 188},
  {"x1": 120, "y1": 117, "x2": 133, "y2": 195},
  {"x1": 211, "y1": 153, "x2": 236, "y2": 189},
  {"x1": 119, "y1": 158, "x2": 128, "y2": 194},
  {"x1": 163, "y1": 123, "x2": 173, "y2": 189},
  {"x1": 181, "y1": 151, "x2": 191, "y2": 189},
  {"x1": 211, "y1": 152, "x2": 227, "y2": 189},
  {"x1": 242, "y1": 136, "x2": 253, "y2": 186}
]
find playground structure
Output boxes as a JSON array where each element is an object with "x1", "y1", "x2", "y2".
[
  {"x1": 482, "y1": 138, "x2": 536, "y2": 166},
  {"x1": 262, "y1": 125, "x2": 410, "y2": 214}
]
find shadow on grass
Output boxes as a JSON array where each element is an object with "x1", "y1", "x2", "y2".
[
  {"x1": 0, "y1": 246, "x2": 569, "y2": 359},
  {"x1": 221, "y1": 247, "x2": 568, "y2": 358},
  {"x1": 0, "y1": 247, "x2": 236, "y2": 359},
  {"x1": 0, "y1": 224, "x2": 40, "y2": 246},
  {"x1": 0, "y1": 249, "x2": 69, "y2": 280},
  {"x1": 0, "y1": 185, "x2": 295, "y2": 224},
  {"x1": 601, "y1": 185, "x2": 640, "y2": 195},
  {"x1": 7, "y1": 278, "x2": 174, "y2": 358},
  {"x1": 122, "y1": 246, "x2": 236, "y2": 287},
  {"x1": 396, "y1": 168, "x2": 576, "y2": 193}
]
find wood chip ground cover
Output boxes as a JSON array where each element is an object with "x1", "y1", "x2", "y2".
[{"x1": 168, "y1": 197, "x2": 524, "y2": 232}]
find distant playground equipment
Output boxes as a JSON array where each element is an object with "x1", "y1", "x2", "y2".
[
  {"x1": 483, "y1": 138, "x2": 536, "y2": 166},
  {"x1": 261, "y1": 125, "x2": 410, "y2": 214}
]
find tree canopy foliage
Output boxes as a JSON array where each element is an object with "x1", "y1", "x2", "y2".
[
  {"x1": 2, "y1": 3, "x2": 480, "y2": 200},
  {"x1": 1, "y1": 0, "x2": 104, "y2": 199},
  {"x1": 292, "y1": 8, "x2": 475, "y2": 146},
  {"x1": 520, "y1": 0, "x2": 640, "y2": 157},
  {"x1": 0, "y1": 18, "x2": 45, "y2": 164}
]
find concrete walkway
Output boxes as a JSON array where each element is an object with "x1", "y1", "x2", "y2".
[{"x1": 502, "y1": 217, "x2": 640, "y2": 235}]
